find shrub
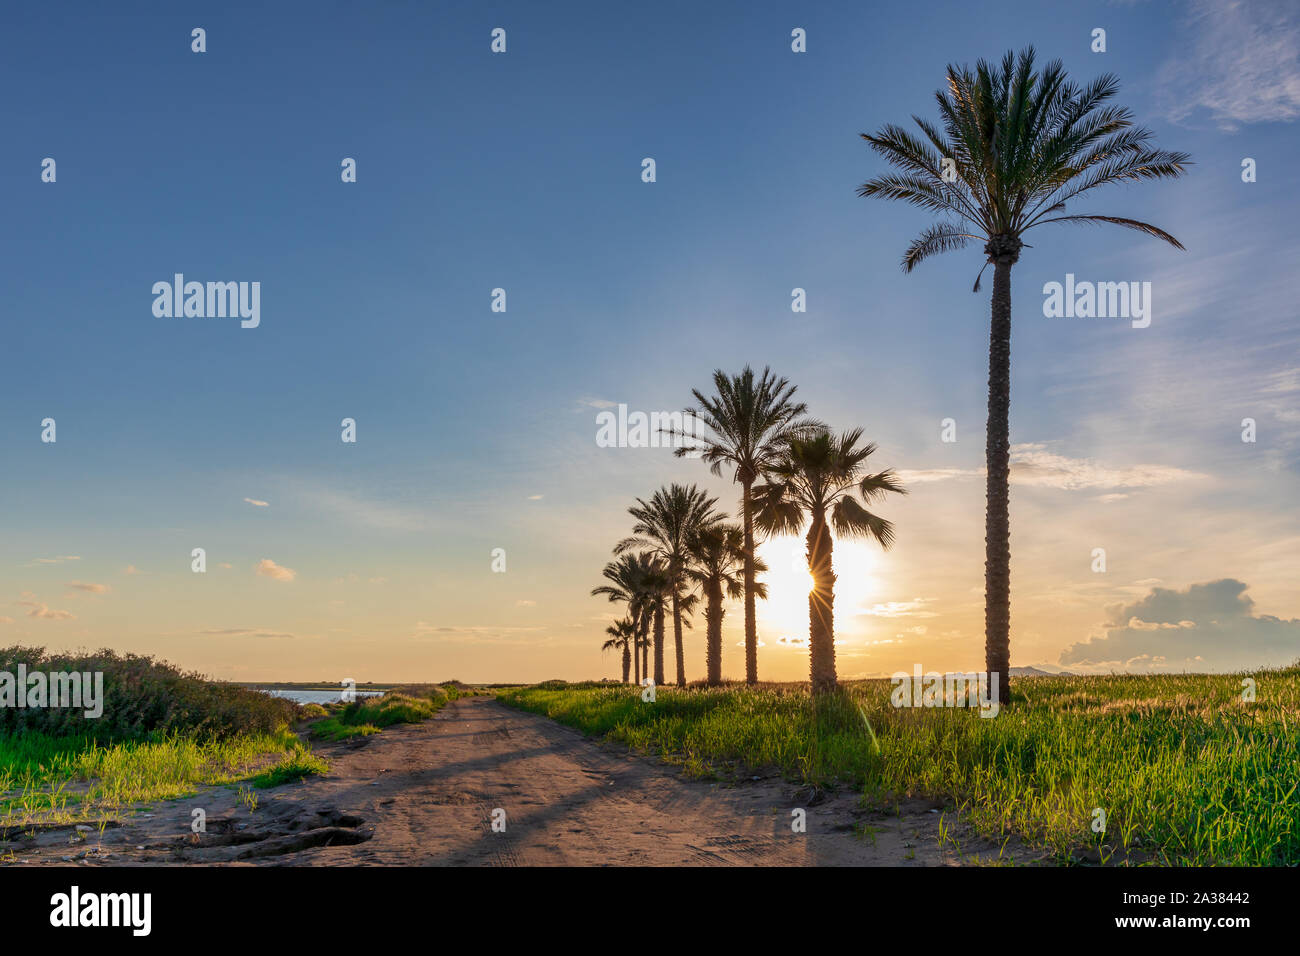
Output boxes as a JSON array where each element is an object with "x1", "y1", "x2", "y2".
[{"x1": 0, "y1": 646, "x2": 298, "y2": 742}]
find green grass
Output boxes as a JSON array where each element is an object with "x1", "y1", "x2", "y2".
[
  {"x1": 0, "y1": 728, "x2": 325, "y2": 825},
  {"x1": 307, "y1": 685, "x2": 464, "y2": 741},
  {"x1": 251, "y1": 748, "x2": 330, "y2": 788},
  {"x1": 496, "y1": 667, "x2": 1300, "y2": 866}
]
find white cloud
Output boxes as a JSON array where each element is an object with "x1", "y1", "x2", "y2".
[
  {"x1": 897, "y1": 445, "x2": 1204, "y2": 491},
  {"x1": 1158, "y1": 0, "x2": 1300, "y2": 129},
  {"x1": 1011, "y1": 444, "x2": 1206, "y2": 490},
  {"x1": 297, "y1": 485, "x2": 433, "y2": 531},
  {"x1": 17, "y1": 601, "x2": 75, "y2": 621},
  {"x1": 255, "y1": 559, "x2": 296, "y2": 582},
  {"x1": 858, "y1": 598, "x2": 939, "y2": 619},
  {"x1": 243, "y1": 497, "x2": 270, "y2": 507},
  {"x1": 66, "y1": 582, "x2": 110, "y2": 594},
  {"x1": 411, "y1": 623, "x2": 546, "y2": 644},
  {"x1": 199, "y1": 627, "x2": 297, "y2": 639}
]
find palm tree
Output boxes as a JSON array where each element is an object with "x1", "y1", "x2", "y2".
[
  {"x1": 686, "y1": 523, "x2": 767, "y2": 686},
  {"x1": 754, "y1": 428, "x2": 907, "y2": 694},
  {"x1": 616, "y1": 484, "x2": 720, "y2": 687},
  {"x1": 602, "y1": 618, "x2": 636, "y2": 683},
  {"x1": 637, "y1": 558, "x2": 673, "y2": 686},
  {"x1": 671, "y1": 366, "x2": 814, "y2": 685},
  {"x1": 858, "y1": 47, "x2": 1188, "y2": 704},
  {"x1": 592, "y1": 552, "x2": 661, "y2": 686}
]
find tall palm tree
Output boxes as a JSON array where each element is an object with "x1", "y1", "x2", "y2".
[
  {"x1": 616, "y1": 484, "x2": 721, "y2": 687},
  {"x1": 754, "y1": 428, "x2": 907, "y2": 694},
  {"x1": 592, "y1": 552, "x2": 661, "y2": 686},
  {"x1": 686, "y1": 523, "x2": 767, "y2": 686},
  {"x1": 602, "y1": 618, "x2": 636, "y2": 684},
  {"x1": 671, "y1": 366, "x2": 814, "y2": 685},
  {"x1": 638, "y1": 558, "x2": 673, "y2": 686},
  {"x1": 858, "y1": 47, "x2": 1188, "y2": 704}
]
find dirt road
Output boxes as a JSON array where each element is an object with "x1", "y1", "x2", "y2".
[{"x1": 7, "y1": 695, "x2": 1036, "y2": 866}]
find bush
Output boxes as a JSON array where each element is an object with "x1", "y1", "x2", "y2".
[
  {"x1": 306, "y1": 685, "x2": 461, "y2": 740},
  {"x1": 0, "y1": 646, "x2": 298, "y2": 742}
]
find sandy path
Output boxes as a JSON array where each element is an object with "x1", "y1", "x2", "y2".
[{"x1": 5, "y1": 696, "x2": 1036, "y2": 866}]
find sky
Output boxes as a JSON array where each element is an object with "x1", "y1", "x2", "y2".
[{"x1": 1, "y1": 0, "x2": 1297, "y2": 683}]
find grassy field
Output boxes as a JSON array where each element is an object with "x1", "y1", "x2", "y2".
[
  {"x1": 497, "y1": 667, "x2": 1300, "y2": 866},
  {"x1": 307, "y1": 684, "x2": 467, "y2": 741},
  {"x1": 0, "y1": 729, "x2": 326, "y2": 825}
]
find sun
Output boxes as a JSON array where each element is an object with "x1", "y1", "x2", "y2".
[{"x1": 756, "y1": 535, "x2": 881, "y2": 642}]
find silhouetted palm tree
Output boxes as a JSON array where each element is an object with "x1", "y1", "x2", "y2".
[
  {"x1": 754, "y1": 428, "x2": 907, "y2": 694},
  {"x1": 616, "y1": 484, "x2": 720, "y2": 687},
  {"x1": 858, "y1": 47, "x2": 1188, "y2": 703},
  {"x1": 602, "y1": 618, "x2": 636, "y2": 683},
  {"x1": 592, "y1": 552, "x2": 661, "y2": 686},
  {"x1": 686, "y1": 523, "x2": 767, "y2": 686},
  {"x1": 672, "y1": 366, "x2": 815, "y2": 684}
]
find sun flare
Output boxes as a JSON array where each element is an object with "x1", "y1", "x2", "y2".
[{"x1": 756, "y1": 535, "x2": 882, "y2": 645}]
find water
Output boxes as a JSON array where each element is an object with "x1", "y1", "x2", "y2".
[{"x1": 261, "y1": 688, "x2": 384, "y2": 705}]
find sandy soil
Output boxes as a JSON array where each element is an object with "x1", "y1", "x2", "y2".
[{"x1": 3, "y1": 696, "x2": 1042, "y2": 866}]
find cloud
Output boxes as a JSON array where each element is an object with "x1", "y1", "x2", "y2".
[
  {"x1": 199, "y1": 627, "x2": 297, "y2": 639},
  {"x1": 297, "y1": 486, "x2": 433, "y2": 531},
  {"x1": 411, "y1": 623, "x2": 546, "y2": 644},
  {"x1": 17, "y1": 601, "x2": 75, "y2": 621},
  {"x1": 577, "y1": 397, "x2": 617, "y2": 409},
  {"x1": 255, "y1": 559, "x2": 296, "y2": 582},
  {"x1": 1158, "y1": 0, "x2": 1300, "y2": 129},
  {"x1": 858, "y1": 598, "x2": 939, "y2": 619},
  {"x1": 123, "y1": 565, "x2": 142, "y2": 575},
  {"x1": 1010, "y1": 444, "x2": 1205, "y2": 490},
  {"x1": 0, "y1": 617, "x2": 13, "y2": 625},
  {"x1": 895, "y1": 468, "x2": 981, "y2": 484},
  {"x1": 30, "y1": 555, "x2": 80, "y2": 566},
  {"x1": 243, "y1": 498, "x2": 270, "y2": 507},
  {"x1": 897, "y1": 445, "x2": 1204, "y2": 491},
  {"x1": 1060, "y1": 579, "x2": 1300, "y2": 671},
  {"x1": 66, "y1": 582, "x2": 110, "y2": 594},
  {"x1": 516, "y1": 599, "x2": 537, "y2": 607},
  {"x1": 527, "y1": 495, "x2": 544, "y2": 500}
]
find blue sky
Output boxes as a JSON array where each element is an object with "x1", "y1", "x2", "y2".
[{"x1": 2, "y1": 0, "x2": 1297, "y2": 681}]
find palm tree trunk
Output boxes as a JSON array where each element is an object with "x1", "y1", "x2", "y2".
[
  {"x1": 653, "y1": 605, "x2": 665, "y2": 686},
  {"x1": 672, "y1": 594, "x2": 686, "y2": 687},
  {"x1": 706, "y1": 581, "x2": 723, "y2": 686},
  {"x1": 807, "y1": 514, "x2": 837, "y2": 694},
  {"x1": 641, "y1": 619, "x2": 650, "y2": 682},
  {"x1": 633, "y1": 620, "x2": 641, "y2": 686},
  {"x1": 984, "y1": 254, "x2": 1015, "y2": 706},
  {"x1": 742, "y1": 476, "x2": 758, "y2": 685},
  {"x1": 622, "y1": 643, "x2": 631, "y2": 684}
]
